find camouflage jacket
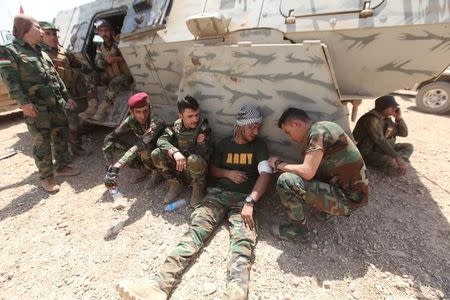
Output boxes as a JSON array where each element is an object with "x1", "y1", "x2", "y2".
[
  {"x1": 157, "y1": 118, "x2": 212, "y2": 161},
  {"x1": 352, "y1": 109, "x2": 408, "y2": 158},
  {"x1": 95, "y1": 41, "x2": 130, "y2": 80},
  {"x1": 0, "y1": 38, "x2": 69, "y2": 106},
  {"x1": 103, "y1": 115, "x2": 166, "y2": 165},
  {"x1": 303, "y1": 121, "x2": 369, "y2": 207}
]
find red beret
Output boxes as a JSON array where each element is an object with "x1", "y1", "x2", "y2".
[{"x1": 128, "y1": 92, "x2": 149, "y2": 109}]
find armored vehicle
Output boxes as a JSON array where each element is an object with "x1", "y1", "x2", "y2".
[
  {"x1": 54, "y1": 0, "x2": 450, "y2": 159},
  {"x1": 0, "y1": 30, "x2": 19, "y2": 116}
]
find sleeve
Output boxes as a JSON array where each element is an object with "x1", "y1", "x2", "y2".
[
  {"x1": 95, "y1": 47, "x2": 107, "y2": 70},
  {"x1": 305, "y1": 130, "x2": 325, "y2": 154},
  {"x1": 395, "y1": 119, "x2": 408, "y2": 137},
  {"x1": 0, "y1": 46, "x2": 31, "y2": 106},
  {"x1": 102, "y1": 118, "x2": 132, "y2": 164},
  {"x1": 157, "y1": 126, "x2": 177, "y2": 153},
  {"x1": 194, "y1": 121, "x2": 212, "y2": 161},
  {"x1": 117, "y1": 145, "x2": 138, "y2": 166},
  {"x1": 365, "y1": 115, "x2": 400, "y2": 158}
]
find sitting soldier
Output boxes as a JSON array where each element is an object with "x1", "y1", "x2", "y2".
[
  {"x1": 353, "y1": 95, "x2": 413, "y2": 176},
  {"x1": 103, "y1": 92, "x2": 166, "y2": 208},
  {"x1": 151, "y1": 95, "x2": 211, "y2": 207},
  {"x1": 79, "y1": 19, "x2": 132, "y2": 122}
]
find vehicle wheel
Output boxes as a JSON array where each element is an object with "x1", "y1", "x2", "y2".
[{"x1": 415, "y1": 81, "x2": 450, "y2": 114}]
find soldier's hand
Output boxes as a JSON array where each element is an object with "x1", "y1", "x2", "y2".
[
  {"x1": 173, "y1": 151, "x2": 187, "y2": 172},
  {"x1": 21, "y1": 104, "x2": 38, "y2": 118},
  {"x1": 104, "y1": 166, "x2": 120, "y2": 188},
  {"x1": 395, "y1": 157, "x2": 408, "y2": 175},
  {"x1": 241, "y1": 204, "x2": 254, "y2": 230},
  {"x1": 394, "y1": 107, "x2": 402, "y2": 121},
  {"x1": 66, "y1": 98, "x2": 78, "y2": 110},
  {"x1": 268, "y1": 156, "x2": 280, "y2": 170},
  {"x1": 226, "y1": 170, "x2": 247, "y2": 184}
]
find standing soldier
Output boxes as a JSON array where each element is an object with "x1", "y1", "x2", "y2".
[
  {"x1": 0, "y1": 16, "x2": 80, "y2": 193},
  {"x1": 39, "y1": 21, "x2": 88, "y2": 156},
  {"x1": 79, "y1": 19, "x2": 132, "y2": 122},
  {"x1": 102, "y1": 92, "x2": 166, "y2": 208},
  {"x1": 151, "y1": 95, "x2": 211, "y2": 207}
]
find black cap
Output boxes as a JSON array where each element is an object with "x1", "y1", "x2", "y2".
[{"x1": 375, "y1": 95, "x2": 399, "y2": 111}]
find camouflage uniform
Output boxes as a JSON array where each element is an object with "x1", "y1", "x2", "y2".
[
  {"x1": 277, "y1": 121, "x2": 369, "y2": 224},
  {"x1": 103, "y1": 115, "x2": 166, "y2": 170},
  {"x1": 353, "y1": 109, "x2": 413, "y2": 175},
  {"x1": 0, "y1": 38, "x2": 70, "y2": 179},
  {"x1": 154, "y1": 136, "x2": 269, "y2": 299},
  {"x1": 40, "y1": 43, "x2": 86, "y2": 148},
  {"x1": 94, "y1": 41, "x2": 132, "y2": 104},
  {"x1": 152, "y1": 118, "x2": 211, "y2": 185}
]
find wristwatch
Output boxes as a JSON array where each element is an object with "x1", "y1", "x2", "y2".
[{"x1": 244, "y1": 196, "x2": 255, "y2": 206}]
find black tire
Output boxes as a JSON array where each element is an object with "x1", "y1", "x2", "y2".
[{"x1": 415, "y1": 81, "x2": 450, "y2": 114}]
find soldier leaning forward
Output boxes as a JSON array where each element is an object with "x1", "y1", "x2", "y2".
[
  {"x1": 79, "y1": 19, "x2": 132, "y2": 122},
  {"x1": 152, "y1": 95, "x2": 211, "y2": 207},
  {"x1": 103, "y1": 92, "x2": 166, "y2": 192},
  {"x1": 0, "y1": 16, "x2": 80, "y2": 193},
  {"x1": 39, "y1": 21, "x2": 89, "y2": 156}
]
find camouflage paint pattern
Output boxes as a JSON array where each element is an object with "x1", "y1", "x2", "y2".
[
  {"x1": 155, "y1": 189, "x2": 256, "y2": 300},
  {"x1": 0, "y1": 38, "x2": 70, "y2": 179},
  {"x1": 103, "y1": 115, "x2": 166, "y2": 169}
]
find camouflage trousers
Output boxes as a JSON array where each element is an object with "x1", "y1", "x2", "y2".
[
  {"x1": 24, "y1": 102, "x2": 70, "y2": 179},
  {"x1": 277, "y1": 172, "x2": 354, "y2": 224},
  {"x1": 363, "y1": 143, "x2": 413, "y2": 176},
  {"x1": 86, "y1": 72, "x2": 131, "y2": 104},
  {"x1": 151, "y1": 148, "x2": 207, "y2": 184},
  {"x1": 155, "y1": 188, "x2": 256, "y2": 300}
]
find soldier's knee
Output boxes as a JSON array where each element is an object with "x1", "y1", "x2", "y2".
[
  {"x1": 187, "y1": 154, "x2": 207, "y2": 172},
  {"x1": 276, "y1": 172, "x2": 304, "y2": 192},
  {"x1": 151, "y1": 148, "x2": 164, "y2": 162}
]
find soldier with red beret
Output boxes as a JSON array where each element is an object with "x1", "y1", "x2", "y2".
[{"x1": 102, "y1": 92, "x2": 166, "y2": 208}]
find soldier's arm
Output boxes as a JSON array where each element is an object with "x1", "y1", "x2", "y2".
[
  {"x1": 102, "y1": 118, "x2": 132, "y2": 164},
  {"x1": 394, "y1": 118, "x2": 408, "y2": 137},
  {"x1": 0, "y1": 47, "x2": 32, "y2": 106},
  {"x1": 365, "y1": 116, "x2": 400, "y2": 158},
  {"x1": 156, "y1": 127, "x2": 178, "y2": 157},
  {"x1": 195, "y1": 125, "x2": 212, "y2": 160},
  {"x1": 114, "y1": 145, "x2": 138, "y2": 168},
  {"x1": 272, "y1": 150, "x2": 324, "y2": 181},
  {"x1": 95, "y1": 49, "x2": 107, "y2": 70}
]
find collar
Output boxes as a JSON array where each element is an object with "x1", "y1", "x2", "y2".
[{"x1": 13, "y1": 38, "x2": 42, "y2": 52}]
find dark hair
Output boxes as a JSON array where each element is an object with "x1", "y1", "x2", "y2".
[
  {"x1": 177, "y1": 95, "x2": 199, "y2": 113},
  {"x1": 277, "y1": 108, "x2": 310, "y2": 128}
]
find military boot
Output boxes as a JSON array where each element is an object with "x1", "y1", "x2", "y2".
[
  {"x1": 116, "y1": 278, "x2": 167, "y2": 300},
  {"x1": 55, "y1": 166, "x2": 81, "y2": 177},
  {"x1": 79, "y1": 98, "x2": 98, "y2": 119},
  {"x1": 163, "y1": 179, "x2": 183, "y2": 203},
  {"x1": 92, "y1": 101, "x2": 112, "y2": 122},
  {"x1": 271, "y1": 223, "x2": 310, "y2": 242},
  {"x1": 41, "y1": 176, "x2": 60, "y2": 193},
  {"x1": 190, "y1": 182, "x2": 205, "y2": 207}
]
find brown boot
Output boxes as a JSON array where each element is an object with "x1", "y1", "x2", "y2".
[
  {"x1": 55, "y1": 166, "x2": 81, "y2": 177},
  {"x1": 41, "y1": 176, "x2": 60, "y2": 193},
  {"x1": 163, "y1": 179, "x2": 183, "y2": 203},
  {"x1": 92, "y1": 101, "x2": 112, "y2": 122},
  {"x1": 190, "y1": 182, "x2": 205, "y2": 207},
  {"x1": 116, "y1": 278, "x2": 167, "y2": 300},
  {"x1": 79, "y1": 98, "x2": 98, "y2": 119},
  {"x1": 148, "y1": 171, "x2": 164, "y2": 187},
  {"x1": 133, "y1": 168, "x2": 151, "y2": 184}
]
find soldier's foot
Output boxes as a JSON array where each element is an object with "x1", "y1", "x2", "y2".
[
  {"x1": 92, "y1": 101, "x2": 112, "y2": 121},
  {"x1": 163, "y1": 179, "x2": 183, "y2": 203},
  {"x1": 116, "y1": 278, "x2": 167, "y2": 300},
  {"x1": 71, "y1": 144, "x2": 92, "y2": 157},
  {"x1": 79, "y1": 98, "x2": 98, "y2": 119},
  {"x1": 313, "y1": 211, "x2": 334, "y2": 222},
  {"x1": 148, "y1": 172, "x2": 164, "y2": 187},
  {"x1": 55, "y1": 166, "x2": 81, "y2": 177},
  {"x1": 133, "y1": 168, "x2": 151, "y2": 184},
  {"x1": 41, "y1": 176, "x2": 60, "y2": 193},
  {"x1": 271, "y1": 223, "x2": 310, "y2": 242},
  {"x1": 190, "y1": 183, "x2": 205, "y2": 207}
]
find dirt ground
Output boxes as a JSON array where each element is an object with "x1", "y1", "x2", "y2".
[{"x1": 0, "y1": 95, "x2": 449, "y2": 300}]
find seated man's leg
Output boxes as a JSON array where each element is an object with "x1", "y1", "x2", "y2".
[
  {"x1": 93, "y1": 74, "x2": 130, "y2": 121},
  {"x1": 224, "y1": 205, "x2": 257, "y2": 300},
  {"x1": 151, "y1": 148, "x2": 182, "y2": 202},
  {"x1": 157, "y1": 199, "x2": 227, "y2": 294},
  {"x1": 185, "y1": 154, "x2": 207, "y2": 207},
  {"x1": 304, "y1": 180, "x2": 353, "y2": 216},
  {"x1": 138, "y1": 148, "x2": 162, "y2": 185},
  {"x1": 394, "y1": 143, "x2": 414, "y2": 162},
  {"x1": 363, "y1": 152, "x2": 399, "y2": 176}
]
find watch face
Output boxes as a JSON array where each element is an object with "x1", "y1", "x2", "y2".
[{"x1": 245, "y1": 196, "x2": 253, "y2": 203}]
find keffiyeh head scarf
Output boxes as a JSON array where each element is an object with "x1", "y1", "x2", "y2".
[{"x1": 233, "y1": 104, "x2": 263, "y2": 140}]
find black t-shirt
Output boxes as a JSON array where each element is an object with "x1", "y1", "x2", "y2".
[{"x1": 211, "y1": 136, "x2": 269, "y2": 194}]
